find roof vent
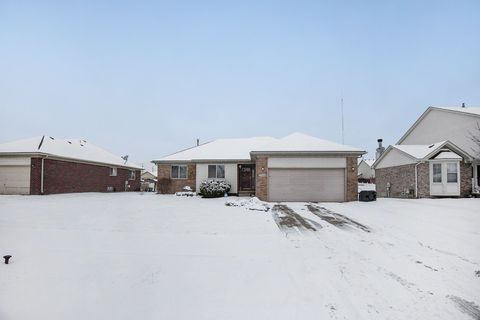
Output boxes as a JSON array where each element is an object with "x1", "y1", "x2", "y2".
[
  {"x1": 67, "y1": 141, "x2": 72, "y2": 144},
  {"x1": 49, "y1": 136, "x2": 55, "y2": 140},
  {"x1": 462, "y1": 102, "x2": 466, "y2": 108}
]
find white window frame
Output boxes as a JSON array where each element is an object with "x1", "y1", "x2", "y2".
[
  {"x1": 109, "y1": 167, "x2": 117, "y2": 177},
  {"x1": 207, "y1": 164, "x2": 225, "y2": 179},
  {"x1": 171, "y1": 165, "x2": 188, "y2": 179},
  {"x1": 128, "y1": 170, "x2": 136, "y2": 180},
  {"x1": 432, "y1": 163, "x2": 442, "y2": 183}
]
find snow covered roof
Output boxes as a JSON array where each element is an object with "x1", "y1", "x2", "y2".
[
  {"x1": 251, "y1": 133, "x2": 365, "y2": 154},
  {"x1": 153, "y1": 136, "x2": 277, "y2": 162},
  {"x1": 153, "y1": 133, "x2": 365, "y2": 163},
  {"x1": 434, "y1": 106, "x2": 480, "y2": 116},
  {"x1": 359, "y1": 159, "x2": 376, "y2": 167},
  {"x1": 0, "y1": 136, "x2": 142, "y2": 169},
  {"x1": 393, "y1": 141, "x2": 447, "y2": 159}
]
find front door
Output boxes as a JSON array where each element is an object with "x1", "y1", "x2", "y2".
[{"x1": 238, "y1": 164, "x2": 255, "y2": 191}]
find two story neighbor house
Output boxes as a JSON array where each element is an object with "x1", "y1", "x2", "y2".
[
  {"x1": 0, "y1": 136, "x2": 142, "y2": 195},
  {"x1": 373, "y1": 106, "x2": 480, "y2": 198},
  {"x1": 153, "y1": 133, "x2": 365, "y2": 202}
]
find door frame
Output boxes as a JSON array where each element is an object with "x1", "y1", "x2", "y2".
[
  {"x1": 237, "y1": 163, "x2": 256, "y2": 192},
  {"x1": 429, "y1": 160, "x2": 461, "y2": 196}
]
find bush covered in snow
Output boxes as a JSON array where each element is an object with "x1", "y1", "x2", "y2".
[{"x1": 199, "y1": 180, "x2": 231, "y2": 198}]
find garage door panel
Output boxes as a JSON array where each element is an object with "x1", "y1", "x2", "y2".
[
  {"x1": 268, "y1": 169, "x2": 344, "y2": 202},
  {"x1": 0, "y1": 166, "x2": 31, "y2": 195}
]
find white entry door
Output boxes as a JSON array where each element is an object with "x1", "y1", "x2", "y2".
[{"x1": 429, "y1": 161, "x2": 460, "y2": 196}]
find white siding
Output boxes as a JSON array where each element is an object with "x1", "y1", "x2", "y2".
[
  {"x1": 268, "y1": 157, "x2": 346, "y2": 169},
  {"x1": 196, "y1": 163, "x2": 238, "y2": 193},
  {"x1": 400, "y1": 109, "x2": 480, "y2": 158},
  {"x1": 376, "y1": 148, "x2": 416, "y2": 169},
  {"x1": 0, "y1": 157, "x2": 31, "y2": 166},
  {"x1": 358, "y1": 161, "x2": 375, "y2": 179}
]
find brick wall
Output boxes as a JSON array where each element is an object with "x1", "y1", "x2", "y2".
[
  {"x1": 376, "y1": 164, "x2": 417, "y2": 198},
  {"x1": 376, "y1": 161, "x2": 473, "y2": 198},
  {"x1": 30, "y1": 157, "x2": 140, "y2": 195},
  {"x1": 346, "y1": 156, "x2": 359, "y2": 201},
  {"x1": 254, "y1": 157, "x2": 268, "y2": 201},
  {"x1": 156, "y1": 163, "x2": 196, "y2": 194},
  {"x1": 460, "y1": 162, "x2": 473, "y2": 197}
]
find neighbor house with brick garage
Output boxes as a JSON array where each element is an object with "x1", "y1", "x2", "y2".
[
  {"x1": 0, "y1": 136, "x2": 142, "y2": 195},
  {"x1": 153, "y1": 133, "x2": 365, "y2": 202},
  {"x1": 373, "y1": 106, "x2": 480, "y2": 198}
]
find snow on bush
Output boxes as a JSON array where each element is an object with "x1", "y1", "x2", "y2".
[
  {"x1": 225, "y1": 197, "x2": 270, "y2": 212},
  {"x1": 199, "y1": 180, "x2": 231, "y2": 198},
  {"x1": 175, "y1": 185, "x2": 196, "y2": 197}
]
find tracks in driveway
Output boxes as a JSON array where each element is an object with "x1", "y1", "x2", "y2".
[
  {"x1": 306, "y1": 204, "x2": 371, "y2": 233},
  {"x1": 271, "y1": 204, "x2": 321, "y2": 234},
  {"x1": 271, "y1": 203, "x2": 370, "y2": 234}
]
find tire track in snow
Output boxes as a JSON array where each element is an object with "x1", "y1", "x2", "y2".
[
  {"x1": 306, "y1": 204, "x2": 371, "y2": 232},
  {"x1": 447, "y1": 295, "x2": 480, "y2": 320}
]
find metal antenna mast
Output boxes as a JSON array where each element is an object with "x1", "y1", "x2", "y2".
[{"x1": 341, "y1": 97, "x2": 345, "y2": 144}]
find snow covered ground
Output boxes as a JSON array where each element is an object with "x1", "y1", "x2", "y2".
[{"x1": 0, "y1": 193, "x2": 479, "y2": 320}]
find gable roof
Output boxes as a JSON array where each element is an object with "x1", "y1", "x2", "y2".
[
  {"x1": 251, "y1": 133, "x2": 364, "y2": 154},
  {"x1": 0, "y1": 136, "x2": 142, "y2": 169},
  {"x1": 372, "y1": 140, "x2": 472, "y2": 169},
  {"x1": 153, "y1": 136, "x2": 277, "y2": 162},
  {"x1": 359, "y1": 159, "x2": 375, "y2": 167},
  {"x1": 153, "y1": 133, "x2": 365, "y2": 163},
  {"x1": 397, "y1": 106, "x2": 480, "y2": 144}
]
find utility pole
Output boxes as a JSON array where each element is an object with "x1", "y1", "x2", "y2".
[{"x1": 341, "y1": 97, "x2": 345, "y2": 144}]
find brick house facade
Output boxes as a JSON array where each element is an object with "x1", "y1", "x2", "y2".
[
  {"x1": 30, "y1": 158, "x2": 141, "y2": 195},
  {"x1": 157, "y1": 163, "x2": 197, "y2": 194},
  {"x1": 376, "y1": 161, "x2": 473, "y2": 198}
]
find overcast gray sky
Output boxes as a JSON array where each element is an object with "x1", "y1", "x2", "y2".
[{"x1": 1, "y1": 1, "x2": 479, "y2": 169}]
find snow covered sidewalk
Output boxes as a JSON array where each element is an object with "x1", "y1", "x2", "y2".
[{"x1": 0, "y1": 193, "x2": 479, "y2": 320}]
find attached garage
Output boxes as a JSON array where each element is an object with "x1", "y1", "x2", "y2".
[
  {"x1": 265, "y1": 157, "x2": 348, "y2": 202},
  {"x1": 0, "y1": 157, "x2": 31, "y2": 195},
  {"x1": 268, "y1": 168, "x2": 345, "y2": 202}
]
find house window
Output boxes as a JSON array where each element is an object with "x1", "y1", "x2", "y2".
[
  {"x1": 432, "y1": 163, "x2": 442, "y2": 183},
  {"x1": 447, "y1": 163, "x2": 458, "y2": 183},
  {"x1": 128, "y1": 170, "x2": 136, "y2": 180},
  {"x1": 109, "y1": 167, "x2": 117, "y2": 176},
  {"x1": 477, "y1": 165, "x2": 480, "y2": 187},
  {"x1": 171, "y1": 165, "x2": 187, "y2": 179},
  {"x1": 208, "y1": 165, "x2": 225, "y2": 179}
]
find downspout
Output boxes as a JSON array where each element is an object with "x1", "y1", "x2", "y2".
[
  {"x1": 40, "y1": 155, "x2": 48, "y2": 194},
  {"x1": 414, "y1": 161, "x2": 424, "y2": 199},
  {"x1": 41, "y1": 157, "x2": 45, "y2": 194}
]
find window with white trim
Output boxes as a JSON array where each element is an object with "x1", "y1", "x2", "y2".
[
  {"x1": 432, "y1": 163, "x2": 442, "y2": 183},
  {"x1": 447, "y1": 163, "x2": 458, "y2": 183},
  {"x1": 109, "y1": 167, "x2": 117, "y2": 176},
  {"x1": 171, "y1": 165, "x2": 187, "y2": 179},
  {"x1": 128, "y1": 170, "x2": 136, "y2": 180},
  {"x1": 208, "y1": 165, "x2": 225, "y2": 179}
]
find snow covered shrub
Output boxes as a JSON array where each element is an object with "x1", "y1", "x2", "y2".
[{"x1": 199, "y1": 180, "x2": 231, "y2": 198}]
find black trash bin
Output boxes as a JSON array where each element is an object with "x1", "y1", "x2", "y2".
[{"x1": 359, "y1": 190, "x2": 377, "y2": 202}]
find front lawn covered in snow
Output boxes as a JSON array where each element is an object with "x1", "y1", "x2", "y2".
[{"x1": 1, "y1": 193, "x2": 479, "y2": 320}]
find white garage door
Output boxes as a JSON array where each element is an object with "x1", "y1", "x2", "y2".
[
  {"x1": 0, "y1": 166, "x2": 31, "y2": 195},
  {"x1": 268, "y1": 168, "x2": 345, "y2": 202}
]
